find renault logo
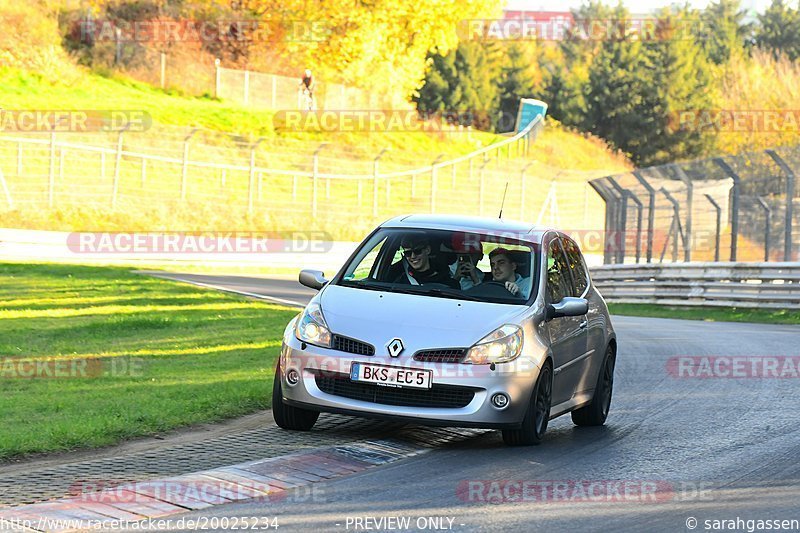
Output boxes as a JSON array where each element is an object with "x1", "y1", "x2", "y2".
[{"x1": 387, "y1": 338, "x2": 404, "y2": 358}]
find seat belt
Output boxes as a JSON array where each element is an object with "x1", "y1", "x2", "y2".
[{"x1": 402, "y1": 259, "x2": 420, "y2": 285}]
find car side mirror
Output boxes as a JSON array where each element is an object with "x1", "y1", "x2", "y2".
[
  {"x1": 545, "y1": 297, "x2": 588, "y2": 321},
  {"x1": 299, "y1": 269, "x2": 328, "y2": 290}
]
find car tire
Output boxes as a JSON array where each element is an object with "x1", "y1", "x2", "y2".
[
  {"x1": 272, "y1": 362, "x2": 319, "y2": 431},
  {"x1": 571, "y1": 345, "x2": 615, "y2": 427},
  {"x1": 502, "y1": 362, "x2": 552, "y2": 446}
]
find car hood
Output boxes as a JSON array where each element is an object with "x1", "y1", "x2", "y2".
[{"x1": 318, "y1": 284, "x2": 528, "y2": 355}]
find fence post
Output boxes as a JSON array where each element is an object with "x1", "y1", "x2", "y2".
[
  {"x1": 160, "y1": 51, "x2": 166, "y2": 89},
  {"x1": 479, "y1": 157, "x2": 490, "y2": 216},
  {"x1": 373, "y1": 148, "x2": 389, "y2": 218},
  {"x1": 181, "y1": 128, "x2": 198, "y2": 203},
  {"x1": 16, "y1": 142, "x2": 22, "y2": 176},
  {"x1": 48, "y1": 131, "x2": 56, "y2": 207},
  {"x1": 588, "y1": 179, "x2": 619, "y2": 265},
  {"x1": 765, "y1": 149, "x2": 795, "y2": 261},
  {"x1": 755, "y1": 196, "x2": 771, "y2": 262},
  {"x1": 243, "y1": 70, "x2": 250, "y2": 106},
  {"x1": 632, "y1": 171, "x2": 656, "y2": 263},
  {"x1": 672, "y1": 165, "x2": 693, "y2": 262},
  {"x1": 713, "y1": 158, "x2": 741, "y2": 261},
  {"x1": 660, "y1": 187, "x2": 683, "y2": 263},
  {"x1": 0, "y1": 166, "x2": 12, "y2": 208},
  {"x1": 111, "y1": 125, "x2": 129, "y2": 209},
  {"x1": 59, "y1": 148, "x2": 65, "y2": 182},
  {"x1": 248, "y1": 137, "x2": 265, "y2": 214},
  {"x1": 704, "y1": 194, "x2": 722, "y2": 262},
  {"x1": 311, "y1": 143, "x2": 328, "y2": 219},
  {"x1": 607, "y1": 177, "x2": 630, "y2": 264},
  {"x1": 430, "y1": 154, "x2": 445, "y2": 213},
  {"x1": 214, "y1": 58, "x2": 221, "y2": 98}
]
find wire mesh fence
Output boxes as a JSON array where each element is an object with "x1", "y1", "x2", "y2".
[
  {"x1": 0, "y1": 116, "x2": 596, "y2": 241},
  {"x1": 589, "y1": 145, "x2": 800, "y2": 264}
]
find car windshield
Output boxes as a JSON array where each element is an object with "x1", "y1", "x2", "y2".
[{"x1": 337, "y1": 228, "x2": 538, "y2": 305}]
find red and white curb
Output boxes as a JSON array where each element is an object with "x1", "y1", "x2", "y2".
[{"x1": 0, "y1": 434, "x2": 481, "y2": 532}]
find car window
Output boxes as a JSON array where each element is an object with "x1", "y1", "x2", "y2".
[
  {"x1": 562, "y1": 237, "x2": 589, "y2": 296},
  {"x1": 546, "y1": 238, "x2": 573, "y2": 304},
  {"x1": 345, "y1": 237, "x2": 386, "y2": 281},
  {"x1": 337, "y1": 228, "x2": 538, "y2": 305}
]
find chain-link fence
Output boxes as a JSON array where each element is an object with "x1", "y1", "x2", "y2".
[
  {"x1": 589, "y1": 145, "x2": 800, "y2": 264},
  {"x1": 215, "y1": 67, "x2": 409, "y2": 111},
  {"x1": 0, "y1": 116, "x2": 601, "y2": 241}
]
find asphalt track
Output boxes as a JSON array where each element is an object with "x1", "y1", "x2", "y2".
[{"x1": 138, "y1": 273, "x2": 800, "y2": 533}]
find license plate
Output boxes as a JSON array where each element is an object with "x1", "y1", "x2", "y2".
[{"x1": 350, "y1": 362, "x2": 432, "y2": 390}]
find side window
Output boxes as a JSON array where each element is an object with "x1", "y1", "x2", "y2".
[
  {"x1": 546, "y1": 239, "x2": 573, "y2": 304},
  {"x1": 562, "y1": 238, "x2": 589, "y2": 296}
]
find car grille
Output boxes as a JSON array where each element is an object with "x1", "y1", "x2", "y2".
[
  {"x1": 314, "y1": 374, "x2": 475, "y2": 408},
  {"x1": 332, "y1": 335, "x2": 375, "y2": 356},
  {"x1": 413, "y1": 348, "x2": 467, "y2": 363}
]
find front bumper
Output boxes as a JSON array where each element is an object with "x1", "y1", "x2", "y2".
[{"x1": 278, "y1": 334, "x2": 542, "y2": 429}]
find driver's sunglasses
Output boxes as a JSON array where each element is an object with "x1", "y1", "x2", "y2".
[{"x1": 403, "y1": 246, "x2": 427, "y2": 258}]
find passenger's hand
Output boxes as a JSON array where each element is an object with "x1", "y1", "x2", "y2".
[
  {"x1": 459, "y1": 262, "x2": 481, "y2": 284},
  {"x1": 505, "y1": 281, "x2": 519, "y2": 295}
]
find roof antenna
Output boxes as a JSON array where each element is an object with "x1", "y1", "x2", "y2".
[{"x1": 498, "y1": 180, "x2": 509, "y2": 219}]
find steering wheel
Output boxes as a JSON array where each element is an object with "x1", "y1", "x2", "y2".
[{"x1": 465, "y1": 280, "x2": 516, "y2": 298}]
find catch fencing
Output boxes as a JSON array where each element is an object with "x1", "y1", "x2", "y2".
[
  {"x1": 589, "y1": 146, "x2": 800, "y2": 264},
  {"x1": 0, "y1": 116, "x2": 581, "y2": 241}
]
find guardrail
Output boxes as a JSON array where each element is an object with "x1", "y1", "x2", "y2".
[{"x1": 591, "y1": 262, "x2": 800, "y2": 309}]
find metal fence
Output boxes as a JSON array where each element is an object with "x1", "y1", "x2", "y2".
[
  {"x1": 591, "y1": 262, "x2": 800, "y2": 308},
  {"x1": 214, "y1": 66, "x2": 409, "y2": 111},
  {"x1": 589, "y1": 145, "x2": 800, "y2": 264},
  {"x1": 0, "y1": 116, "x2": 584, "y2": 240}
]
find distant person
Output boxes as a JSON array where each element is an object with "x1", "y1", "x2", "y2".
[
  {"x1": 489, "y1": 247, "x2": 531, "y2": 298},
  {"x1": 299, "y1": 69, "x2": 315, "y2": 109}
]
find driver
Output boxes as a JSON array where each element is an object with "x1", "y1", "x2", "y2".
[
  {"x1": 393, "y1": 235, "x2": 459, "y2": 289},
  {"x1": 489, "y1": 247, "x2": 531, "y2": 298}
]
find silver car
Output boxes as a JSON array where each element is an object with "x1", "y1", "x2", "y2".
[{"x1": 273, "y1": 215, "x2": 617, "y2": 445}]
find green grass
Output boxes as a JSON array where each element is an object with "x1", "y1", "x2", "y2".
[
  {"x1": 608, "y1": 303, "x2": 800, "y2": 325},
  {"x1": 0, "y1": 261, "x2": 298, "y2": 460}
]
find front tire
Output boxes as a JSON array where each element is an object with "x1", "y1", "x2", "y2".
[
  {"x1": 272, "y1": 362, "x2": 319, "y2": 431},
  {"x1": 571, "y1": 345, "x2": 615, "y2": 426},
  {"x1": 502, "y1": 362, "x2": 552, "y2": 446}
]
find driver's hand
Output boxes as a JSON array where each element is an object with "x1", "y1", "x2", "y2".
[{"x1": 505, "y1": 281, "x2": 520, "y2": 295}]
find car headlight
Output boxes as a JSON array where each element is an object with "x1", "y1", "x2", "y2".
[
  {"x1": 464, "y1": 325, "x2": 523, "y2": 364},
  {"x1": 294, "y1": 302, "x2": 332, "y2": 348}
]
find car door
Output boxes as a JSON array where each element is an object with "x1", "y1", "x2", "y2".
[
  {"x1": 544, "y1": 236, "x2": 588, "y2": 405},
  {"x1": 560, "y1": 236, "x2": 598, "y2": 394}
]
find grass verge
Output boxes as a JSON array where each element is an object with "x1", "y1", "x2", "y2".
[
  {"x1": 0, "y1": 261, "x2": 298, "y2": 460},
  {"x1": 608, "y1": 303, "x2": 800, "y2": 325}
]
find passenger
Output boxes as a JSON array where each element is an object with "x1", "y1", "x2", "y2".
[
  {"x1": 450, "y1": 251, "x2": 484, "y2": 290},
  {"x1": 489, "y1": 247, "x2": 531, "y2": 298},
  {"x1": 393, "y1": 235, "x2": 459, "y2": 289}
]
